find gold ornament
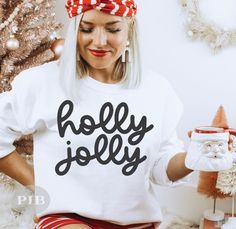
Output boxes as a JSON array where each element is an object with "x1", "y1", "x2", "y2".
[
  {"x1": 51, "y1": 38, "x2": 65, "y2": 60},
  {"x1": 6, "y1": 35, "x2": 20, "y2": 51}
]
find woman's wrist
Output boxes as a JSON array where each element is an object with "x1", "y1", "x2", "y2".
[
  {"x1": 167, "y1": 152, "x2": 193, "y2": 182},
  {"x1": 0, "y1": 150, "x2": 34, "y2": 187}
]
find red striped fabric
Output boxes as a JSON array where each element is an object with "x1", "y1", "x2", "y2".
[
  {"x1": 65, "y1": 0, "x2": 137, "y2": 18},
  {"x1": 35, "y1": 213, "x2": 156, "y2": 229}
]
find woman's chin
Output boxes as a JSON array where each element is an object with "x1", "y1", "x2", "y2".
[{"x1": 89, "y1": 63, "x2": 114, "y2": 71}]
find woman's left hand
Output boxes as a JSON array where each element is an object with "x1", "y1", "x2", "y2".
[{"x1": 229, "y1": 135, "x2": 236, "y2": 162}]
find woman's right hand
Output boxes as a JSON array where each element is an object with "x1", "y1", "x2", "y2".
[
  {"x1": 34, "y1": 215, "x2": 39, "y2": 223},
  {"x1": 0, "y1": 150, "x2": 34, "y2": 187}
]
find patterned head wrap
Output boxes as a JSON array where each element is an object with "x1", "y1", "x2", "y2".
[{"x1": 65, "y1": 0, "x2": 137, "y2": 18}]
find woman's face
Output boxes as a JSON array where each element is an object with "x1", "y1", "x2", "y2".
[{"x1": 77, "y1": 10, "x2": 129, "y2": 73}]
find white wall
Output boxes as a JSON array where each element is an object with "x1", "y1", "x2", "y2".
[{"x1": 55, "y1": 0, "x2": 236, "y2": 223}]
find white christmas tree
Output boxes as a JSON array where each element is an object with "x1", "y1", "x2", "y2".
[{"x1": 216, "y1": 135, "x2": 236, "y2": 228}]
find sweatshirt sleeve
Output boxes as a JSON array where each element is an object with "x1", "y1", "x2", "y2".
[
  {"x1": 0, "y1": 70, "x2": 38, "y2": 159},
  {"x1": 0, "y1": 90, "x2": 23, "y2": 158},
  {"x1": 150, "y1": 78, "x2": 189, "y2": 186}
]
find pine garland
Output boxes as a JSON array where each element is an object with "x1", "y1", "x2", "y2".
[{"x1": 180, "y1": 0, "x2": 236, "y2": 52}]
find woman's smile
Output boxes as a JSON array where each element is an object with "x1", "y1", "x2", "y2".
[{"x1": 88, "y1": 48, "x2": 111, "y2": 57}]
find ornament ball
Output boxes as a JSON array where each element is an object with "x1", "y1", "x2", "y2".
[
  {"x1": 6, "y1": 36, "x2": 20, "y2": 51},
  {"x1": 51, "y1": 38, "x2": 64, "y2": 60}
]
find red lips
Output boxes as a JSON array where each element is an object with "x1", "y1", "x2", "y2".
[{"x1": 89, "y1": 49, "x2": 109, "y2": 57}]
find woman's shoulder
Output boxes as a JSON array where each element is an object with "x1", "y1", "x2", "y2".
[{"x1": 141, "y1": 69, "x2": 173, "y2": 91}]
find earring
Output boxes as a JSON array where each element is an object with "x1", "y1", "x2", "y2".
[{"x1": 122, "y1": 41, "x2": 132, "y2": 63}]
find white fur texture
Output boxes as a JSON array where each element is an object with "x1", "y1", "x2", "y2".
[
  {"x1": 158, "y1": 210, "x2": 199, "y2": 229},
  {"x1": 0, "y1": 183, "x2": 198, "y2": 229},
  {"x1": 0, "y1": 182, "x2": 35, "y2": 229},
  {"x1": 221, "y1": 217, "x2": 236, "y2": 229}
]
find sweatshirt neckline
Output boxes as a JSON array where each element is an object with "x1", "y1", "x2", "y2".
[{"x1": 81, "y1": 75, "x2": 124, "y2": 93}]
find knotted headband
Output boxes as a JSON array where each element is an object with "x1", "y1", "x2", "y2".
[{"x1": 65, "y1": 0, "x2": 137, "y2": 18}]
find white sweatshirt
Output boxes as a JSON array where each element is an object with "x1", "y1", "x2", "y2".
[{"x1": 0, "y1": 61, "x2": 186, "y2": 226}]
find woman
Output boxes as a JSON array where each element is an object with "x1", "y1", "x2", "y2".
[{"x1": 0, "y1": 0, "x2": 193, "y2": 228}]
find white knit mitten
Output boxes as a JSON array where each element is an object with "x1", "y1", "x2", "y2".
[{"x1": 185, "y1": 131, "x2": 233, "y2": 171}]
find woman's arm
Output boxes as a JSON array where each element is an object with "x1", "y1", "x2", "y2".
[
  {"x1": 0, "y1": 150, "x2": 34, "y2": 187},
  {"x1": 167, "y1": 152, "x2": 193, "y2": 182}
]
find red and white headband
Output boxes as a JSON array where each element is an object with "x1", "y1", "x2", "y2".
[{"x1": 65, "y1": 0, "x2": 137, "y2": 18}]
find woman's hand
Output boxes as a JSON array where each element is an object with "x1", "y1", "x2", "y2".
[
  {"x1": 229, "y1": 135, "x2": 234, "y2": 151},
  {"x1": 229, "y1": 135, "x2": 236, "y2": 162},
  {"x1": 34, "y1": 215, "x2": 39, "y2": 224},
  {"x1": 0, "y1": 150, "x2": 34, "y2": 187}
]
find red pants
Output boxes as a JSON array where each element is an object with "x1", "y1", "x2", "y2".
[{"x1": 35, "y1": 213, "x2": 157, "y2": 229}]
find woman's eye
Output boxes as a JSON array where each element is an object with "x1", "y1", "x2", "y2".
[
  {"x1": 79, "y1": 27, "x2": 121, "y2": 34},
  {"x1": 107, "y1": 28, "x2": 121, "y2": 33},
  {"x1": 79, "y1": 28, "x2": 93, "y2": 33}
]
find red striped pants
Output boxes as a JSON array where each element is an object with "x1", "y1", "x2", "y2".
[{"x1": 35, "y1": 213, "x2": 157, "y2": 229}]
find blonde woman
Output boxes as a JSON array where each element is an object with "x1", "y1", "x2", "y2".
[{"x1": 0, "y1": 1, "x2": 193, "y2": 228}]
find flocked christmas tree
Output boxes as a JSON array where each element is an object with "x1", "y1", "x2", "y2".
[
  {"x1": 0, "y1": 0, "x2": 63, "y2": 92},
  {"x1": 216, "y1": 128, "x2": 236, "y2": 228},
  {"x1": 197, "y1": 105, "x2": 230, "y2": 221},
  {"x1": 0, "y1": 0, "x2": 63, "y2": 227},
  {"x1": 217, "y1": 132, "x2": 236, "y2": 198}
]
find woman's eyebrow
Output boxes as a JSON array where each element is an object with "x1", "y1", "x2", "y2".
[
  {"x1": 81, "y1": 20, "x2": 122, "y2": 25},
  {"x1": 106, "y1": 21, "x2": 122, "y2": 25}
]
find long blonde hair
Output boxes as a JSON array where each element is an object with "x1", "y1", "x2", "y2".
[{"x1": 59, "y1": 13, "x2": 142, "y2": 101}]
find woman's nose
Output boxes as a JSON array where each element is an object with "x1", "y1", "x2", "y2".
[{"x1": 93, "y1": 29, "x2": 107, "y2": 47}]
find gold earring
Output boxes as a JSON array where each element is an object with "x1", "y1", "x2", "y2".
[{"x1": 122, "y1": 41, "x2": 131, "y2": 63}]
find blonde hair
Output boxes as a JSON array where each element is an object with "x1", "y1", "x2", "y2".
[{"x1": 59, "y1": 13, "x2": 142, "y2": 101}]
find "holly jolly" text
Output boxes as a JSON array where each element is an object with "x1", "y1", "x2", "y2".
[{"x1": 55, "y1": 100, "x2": 154, "y2": 176}]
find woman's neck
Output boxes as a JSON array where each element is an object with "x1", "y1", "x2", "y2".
[{"x1": 89, "y1": 67, "x2": 119, "y2": 84}]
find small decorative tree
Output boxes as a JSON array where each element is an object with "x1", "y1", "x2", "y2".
[{"x1": 216, "y1": 130, "x2": 236, "y2": 228}]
